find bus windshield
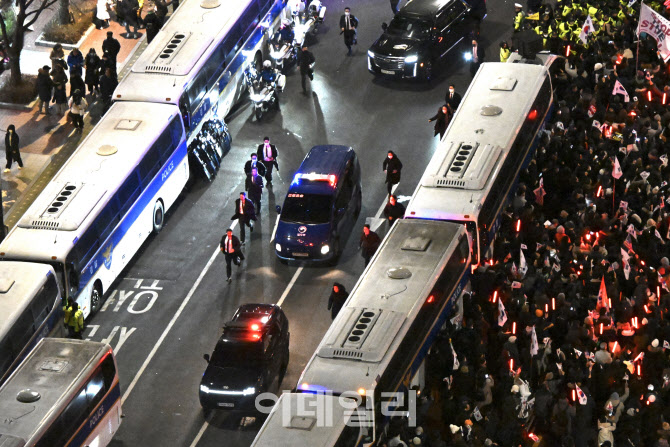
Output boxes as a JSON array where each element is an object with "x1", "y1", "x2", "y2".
[
  {"x1": 387, "y1": 17, "x2": 432, "y2": 40},
  {"x1": 281, "y1": 194, "x2": 332, "y2": 224}
]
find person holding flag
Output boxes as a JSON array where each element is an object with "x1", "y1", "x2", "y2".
[{"x1": 578, "y1": 14, "x2": 595, "y2": 45}]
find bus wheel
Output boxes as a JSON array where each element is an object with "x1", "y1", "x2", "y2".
[
  {"x1": 153, "y1": 200, "x2": 165, "y2": 233},
  {"x1": 91, "y1": 284, "x2": 103, "y2": 313}
]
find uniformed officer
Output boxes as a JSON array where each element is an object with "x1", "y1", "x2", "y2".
[
  {"x1": 513, "y1": 3, "x2": 526, "y2": 32},
  {"x1": 257, "y1": 137, "x2": 279, "y2": 186},
  {"x1": 220, "y1": 228, "x2": 244, "y2": 283},
  {"x1": 69, "y1": 302, "x2": 84, "y2": 339},
  {"x1": 62, "y1": 298, "x2": 74, "y2": 331},
  {"x1": 383, "y1": 194, "x2": 405, "y2": 225},
  {"x1": 231, "y1": 192, "x2": 256, "y2": 244},
  {"x1": 359, "y1": 224, "x2": 381, "y2": 266}
]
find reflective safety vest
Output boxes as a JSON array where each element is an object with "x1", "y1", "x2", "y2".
[
  {"x1": 514, "y1": 11, "x2": 526, "y2": 30},
  {"x1": 562, "y1": 4, "x2": 573, "y2": 16},
  {"x1": 70, "y1": 310, "x2": 84, "y2": 333},
  {"x1": 500, "y1": 47, "x2": 511, "y2": 62},
  {"x1": 63, "y1": 305, "x2": 73, "y2": 326},
  {"x1": 588, "y1": 5, "x2": 598, "y2": 16}
]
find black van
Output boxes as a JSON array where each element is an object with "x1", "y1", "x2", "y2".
[
  {"x1": 275, "y1": 145, "x2": 362, "y2": 263},
  {"x1": 367, "y1": 0, "x2": 485, "y2": 80}
]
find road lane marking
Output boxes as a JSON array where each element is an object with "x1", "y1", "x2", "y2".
[
  {"x1": 270, "y1": 214, "x2": 280, "y2": 243},
  {"x1": 188, "y1": 421, "x2": 210, "y2": 447},
  {"x1": 374, "y1": 183, "x2": 398, "y2": 219},
  {"x1": 121, "y1": 221, "x2": 238, "y2": 404}
]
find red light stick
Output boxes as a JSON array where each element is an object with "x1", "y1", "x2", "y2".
[
  {"x1": 516, "y1": 219, "x2": 521, "y2": 232},
  {"x1": 510, "y1": 359, "x2": 514, "y2": 371},
  {"x1": 565, "y1": 45, "x2": 570, "y2": 57},
  {"x1": 552, "y1": 297, "x2": 556, "y2": 310},
  {"x1": 613, "y1": 341, "x2": 618, "y2": 353},
  {"x1": 657, "y1": 286, "x2": 661, "y2": 300},
  {"x1": 637, "y1": 364, "x2": 641, "y2": 376},
  {"x1": 663, "y1": 92, "x2": 667, "y2": 105},
  {"x1": 492, "y1": 290, "x2": 498, "y2": 303},
  {"x1": 608, "y1": 298, "x2": 612, "y2": 309},
  {"x1": 545, "y1": 303, "x2": 549, "y2": 313},
  {"x1": 648, "y1": 90, "x2": 653, "y2": 102},
  {"x1": 572, "y1": 389, "x2": 576, "y2": 401},
  {"x1": 600, "y1": 323, "x2": 603, "y2": 335},
  {"x1": 512, "y1": 322, "x2": 517, "y2": 335}
]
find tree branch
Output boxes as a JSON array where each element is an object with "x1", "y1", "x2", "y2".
[
  {"x1": 23, "y1": 0, "x2": 58, "y2": 30},
  {"x1": 0, "y1": 13, "x2": 11, "y2": 52}
]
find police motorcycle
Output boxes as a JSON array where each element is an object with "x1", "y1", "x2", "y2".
[
  {"x1": 243, "y1": 60, "x2": 286, "y2": 121},
  {"x1": 269, "y1": 21, "x2": 297, "y2": 72},
  {"x1": 292, "y1": 0, "x2": 326, "y2": 47}
]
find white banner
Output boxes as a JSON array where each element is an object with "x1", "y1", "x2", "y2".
[{"x1": 638, "y1": 3, "x2": 670, "y2": 62}]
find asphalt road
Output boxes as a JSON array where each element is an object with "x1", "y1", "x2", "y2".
[{"x1": 85, "y1": 0, "x2": 516, "y2": 445}]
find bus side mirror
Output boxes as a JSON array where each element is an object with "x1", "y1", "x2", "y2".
[
  {"x1": 276, "y1": 205, "x2": 282, "y2": 214},
  {"x1": 381, "y1": 22, "x2": 388, "y2": 31},
  {"x1": 203, "y1": 354, "x2": 210, "y2": 363}
]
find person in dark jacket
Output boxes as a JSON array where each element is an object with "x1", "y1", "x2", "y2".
[
  {"x1": 469, "y1": 38, "x2": 485, "y2": 77},
  {"x1": 383, "y1": 150, "x2": 402, "y2": 196},
  {"x1": 383, "y1": 194, "x2": 405, "y2": 225},
  {"x1": 445, "y1": 84, "x2": 462, "y2": 111},
  {"x1": 144, "y1": 5, "x2": 161, "y2": 43},
  {"x1": 231, "y1": 192, "x2": 257, "y2": 244},
  {"x1": 298, "y1": 46, "x2": 315, "y2": 92},
  {"x1": 154, "y1": 0, "x2": 172, "y2": 25},
  {"x1": 339, "y1": 7, "x2": 358, "y2": 55},
  {"x1": 257, "y1": 137, "x2": 279, "y2": 185},
  {"x1": 102, "y1": 31, "x2": 121, "y2": 72},
  {"x1": 122, "y1": 0, "x2": 141, "y2": 38},
  {"x1": 84, "y1": 48, "x2": 101, "y2": 96},
  {"x1": 429, "y1": 104, "x2": 452, "y2": 139},
  {"x1": 67, "y1": 48, "x2": 84, "y2": 78},
  {"x1": 99, "y1": 67, "x2": 117, "y2": 113},
  {"x1": 36, "y1": 66, "x2": 54, "y2": 114},
  {"x1": 220, "y1": 228, "x2": 244, "y2": 283},
  {"x1": 69, "y1": 73, "x2": 85, "y2": 98},
  {"x1": 360, "y1": 224, "x2": 381, "y2": 266},
  {"x1": 4, "y1": 124, "x2": 22, "y2": 173},
  {"x1": 328, "y1": 283, "x2": 348, "y2": 319},
  {"x1": 244, "y1": 153, "x2": 267, "y2": 179},
  {"x1": 246, "y1": 167, "x2": 264, "y2": 212},
  {"x1": 51, "y1": 65, "x2": 68, "y2": 115}
]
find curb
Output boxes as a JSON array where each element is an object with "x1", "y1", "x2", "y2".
[
  {"x1": 4, "y1": 152, "x2": 54, "y2": 224},
  {"x1": 35, "y1": 23, "x2": 96, "y2": 51},
  {"x1": 0, "y1": 97, "x2": 39, "y2": 112}
]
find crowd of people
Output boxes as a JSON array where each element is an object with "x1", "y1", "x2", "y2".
[{"x1": 380, "y1": 0, "x2": 670, "y2": 446}]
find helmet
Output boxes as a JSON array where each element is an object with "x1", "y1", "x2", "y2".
[{"x1": 263, "y1": 60, "x2": 272, "y2": 69}]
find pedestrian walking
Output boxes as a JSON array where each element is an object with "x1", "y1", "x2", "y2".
[
  {"x1": 220, "y1": 228, "x2": 244, "y2": 283},
  {"x1": 469, "y1": 38, "x2": 484, "y2": 77},
  {"x1": 390, "y1": 0, "x2": 400, "y2": 14},
  {"x1": 246, "y1": 167, "x2": 264, "y2": 212},
  {"x1": 123, "y1": 0, "x2": 141, "y2": 38},
  {"x1": 359, "y1": 224, "x2": 381, "y2": 266},
  {"x1": 327, "y1": 282, "x2": 348, "y2": 320},
  {"x1": 95, "y1": 0, "x2": 112, "y2": 28},
  {"x1": 51, "y1": 65, "x2": 69, "y2": 115},
  {"x1": 383, "y1": 194, "x2": 405, "y2": 225},
  {"x1": 49, "y1": 43, "x2": 64, "y2": 70},
  {"x1": 445, "y1": 84, "x2": 462, "y2": 111},
  {"x1": 383, "y1": 150, "x2": 402, "y2": 196},
  {"x1": 257, "y1": 137, "x2": 279, "y2": 186},
  {"x1": 298, "y1": 46, "x2": 315, "y2": 93},
  {"x1": 36, "y1": 65, "x2": 53, "y2": 114},
  {"x1": 428, "y1": 104, "x2": 452, "y2": 139},
  {"x1": 231, "y1": 192, "x2": 256, "y2": 244},
  {"x1": 68, "y1": 91, "x2": 88, "y2": 130},
  {"x1": 102, "y1": 31, "x2": 121, "y2": 72},
  {"x1": 4, "y1": 125, "x2": 22, "y2": 173},
  {"x1": 339, "y1": 7, "x2": 358, "y2": 56},
  {"x1": 84, "y1": 48, "x2": 101, "y2": 96},
  {"x1": 99, "y1": 67, "x2": 117, "y2": 113},
  {"x1": 68, "y1": 301, "x2": 84, "y2": 339},
  {"x1": 144, "y1": 5, "x2": 161, "y2": 43},
  {"x1": 244, "y1": 153, "x2": 267, "y2": 180},
  {"x1": 67, "y1": 48, "x2": 84, "y2": 78}
]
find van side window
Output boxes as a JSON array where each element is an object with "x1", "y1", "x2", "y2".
[
  {"x1": 336, "y1": 163, "x2": 354, "y2": 210},
  {"x1": 437, "y1": 1, "x2": 466, "y2": 29}
]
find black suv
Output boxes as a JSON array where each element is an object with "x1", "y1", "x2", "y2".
[
  {"x1": 367, "y1": 0, "x2": 485, "y2": 80},
  {"x1": 199, "y1": 304, "x2": 290, "y2": 413}
]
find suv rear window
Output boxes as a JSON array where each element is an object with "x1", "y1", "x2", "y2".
[
  {"x1": 387, "y1": 17, "x2": 432, "y2": 39},
  {"x1": 282, "y1": 193, "x2": 332, "y2": 224},
  {"x1": 211, "y1": 340, "x2": 264, "y2": 367}
]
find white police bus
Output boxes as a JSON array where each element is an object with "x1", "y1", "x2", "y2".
[
  {"x1": 0, "y1": 102, "x2": 187, "y2": 318},
  {"x1": 0, "y1": 262, "x2": 62, "y2": 386},
  {"x1": 405, "y1": 61, "x2": 554, "y2": 266},
  {"x1": 0, "y1": 338, "x2": 122, "y2": 447},
  {"x1": 114, "y1": 0, "x2": 286, "y2": 142},
  {"x1": 252, "y1": 219, "x2": 471, "y2": 447}
]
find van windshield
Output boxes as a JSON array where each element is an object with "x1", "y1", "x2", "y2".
[
  {"x1": 282, "y1": 193, "x2": 332, "y2": 224},
  {"x1": 387, "y1": 17, "x2": 432, "y2": 40}
]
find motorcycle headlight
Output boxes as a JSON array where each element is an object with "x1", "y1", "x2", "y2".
[
  {"x1": 404, "y1": 55, "x2": 418, "y2": 63},
  {"x1": 250, "y1": 93, "x2": 265, "y2": 101},
  {"x1": 275, "y1": 243, "x2": 282, "y2": 252},
  {"x1": 321, "y1": 244, "x2": 330, "y2": 255},
  {"x1": 367, "y1": 50, "x2": 375, "y2": 58}
]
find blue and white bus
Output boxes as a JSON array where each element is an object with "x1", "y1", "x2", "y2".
[
  {"x1": 0, "y1": 262, "x2": 63, "y2": 385},
  {"x1": 0, "y1": 102, "x2": 187, "y2": 318},
  {"x1": 114, "y1": 0, "x2": 287, "y2": 143},
  {"x1": 0, "y1": 339, "x2": 122, "y2": 447},
  {"x1": 405, "y1": 60, "x2": 554, "y2": 266}
]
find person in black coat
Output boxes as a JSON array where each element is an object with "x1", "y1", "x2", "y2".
[
  {"x1": 102, "y1": 32, "x2": 121, "y2": 73},
  {"x1": 257, "y1": 137, "x2": 279, "y2": 185},
  {"x1": 429, "y1": 104, "x2": 452, "y2": 139},
  {"x1": 230, "y1": 192, "x2": 257, "y2": 244},
  {"x1": 144, "y1": 6, "x2": 161, "y2": 43},
  {"x1": 383, "y1": 194, "x2": 405, "y2": 225},
  {"x1": 246, "y1": 167, "x2": 264, "y2": 212},
  {"x1": 359, "y1": 224, "x2": 381, "y2": 266},
  {"x1": 328, "y1": 283, "x2": 349, "y2": 319},
  {"x1": 339, "y1": 7, "x2": 358, "y2": 55},
  {"x1": 4, "y1": 124, "x2": 22, "y2": 172},
  {"x1": 99, "y1": 67, "x2": 117, "y2": 113},
  {"x1": 470, "y1": 39, "x2": 485, "y2": 77},
  {"x1": 84, "y1": 49, "x2": 101, "y2": 96},
  {"x1": 244, "y1": 153, "x2": 267, "y2": 180},
  {"x1": 36, "y1": 66, "x2": 54, "y2": 114},
  {"x1": 298, "y1": 46, "x2": 315, "y2": 92},
  {"x1": 69, "y1": 73, "x2": 85, "y2": 98},
  {"x1": 382, "y1": 150, "x2": 402, "y2": 196},
  {"x1": 445, "y1": 84, "x2": 462, "y2": 111},
  {"x1": 220, "y1": 228, "x2": 244, "y2": 283}
]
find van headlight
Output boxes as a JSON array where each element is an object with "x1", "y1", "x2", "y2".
[
  {"x1": 275, "y1": 243, "x2": 282, "y2": 252},
  {"x1": 200, "y1": 385, "x2": 210, "y2": 393},
  {"x1": 242, "y1": 387, "x2": 256, "y2": 396},
  {"x1": 321, "y1": 244, "x2": 330, "y2": 255},
  {"x1": 367, "y1": 50, "x2": 375, "y2": 58},
  {"x1": 405, "y1": 55, "x2": 418, "y2": 63}
]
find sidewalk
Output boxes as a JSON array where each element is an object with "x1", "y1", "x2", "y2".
[{"x1": 0, "y1": 15, "x2": 148, "y2": 230}]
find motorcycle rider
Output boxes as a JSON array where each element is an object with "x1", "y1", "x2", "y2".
[
  {"x1": 259, "y1": 60, "x2": 280, "y2": 108},
  {"x1": 277, "y1": 19, "x2": 294, "y2": 43}
]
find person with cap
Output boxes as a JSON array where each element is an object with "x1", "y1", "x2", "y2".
[
  {"x1": 256, "y1": 137, "x2": 279, "y2": 186},
  {"x1": 36, "y1": 65, "x2": 54, "y2": 114},
  {"x1": 231, "y1": 192, "x2": 256, "y2": 245},
  {"x1": 328, "y1": 283, "x2": 348, "y2": 320},
  {"x1": 67, "y1": 90, "x2": 88, "y2": 130},
  {"x1": 513, "y1": 3, "x2": 525, "y2": 32},
  {"x1": 219, "y1": 228, "x2": 244, "y2": 283}
]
